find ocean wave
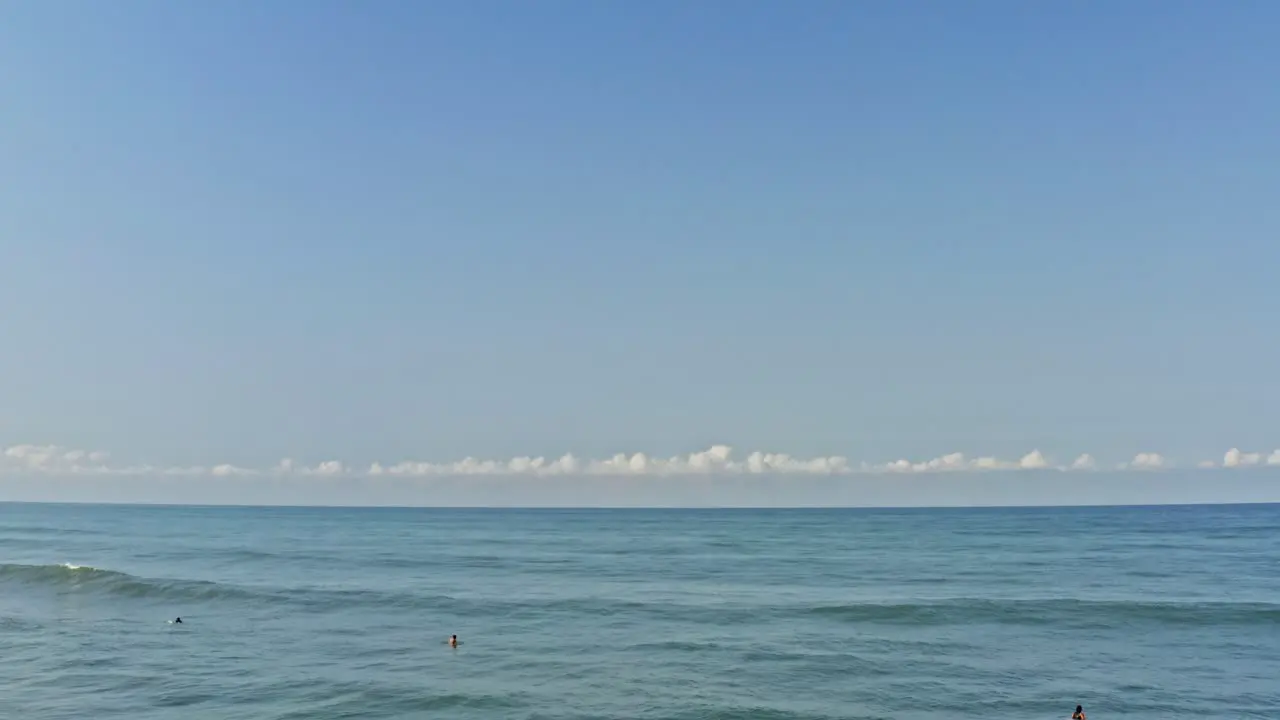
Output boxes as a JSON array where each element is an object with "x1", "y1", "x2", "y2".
[
  {"x1": 628, "y1": 640, "x2": 724, "y2": 653},
  {"x1": 0, "y1": 615, "x2": 44, "y2": 631},
  {"x1": 611, "y1": 708, "x2": 853, "y2": 720},
  {"x1": 806, "y1": 597, "x2": 1280, "y2": 627},
  {"x1": 263, "y1": 681, "x2": 526, "y2": 720},
  {"x1": 0, "y1": 563, "x2": 458, "y2": 611},
  {"x1": 5, "y1": 563, "x2": 1276, "y2": 631},
  {"x1": 0, "y1": 562, "x2": 266, "y2": 603},
  {"x1": 0, "y1": 526, "x2": 106, "y2": 538},
  {"x1": 460, "y1": 595, "x2": 1273, "y2": 628}
]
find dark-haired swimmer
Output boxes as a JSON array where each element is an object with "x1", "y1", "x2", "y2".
[
  {"x1": 448, "y1": 634, "x2": 458, "y2": 647},
  {"x1": 1072, "y1": 705, "x2": 1085, "y2": 720}
]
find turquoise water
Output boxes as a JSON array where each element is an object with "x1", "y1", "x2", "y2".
[{"x1": 1, "y1": 503, "x2": 1277, "y2": 719}]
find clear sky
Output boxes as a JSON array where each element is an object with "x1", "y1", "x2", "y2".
[{"x1": 2, "y1": 2, "x2": 1278, "y2": 505}]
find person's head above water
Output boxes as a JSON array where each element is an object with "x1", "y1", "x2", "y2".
[{"x1": 174, "y1": 617, "x2": 182, "y2": 623}]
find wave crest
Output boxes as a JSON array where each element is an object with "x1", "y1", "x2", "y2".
[
  {"x1": 0, "y1": 562, "x2": 259, "y2": 603},
  {"x1": 0, "y1": 563, "x2": 458, "y2": 612},
  {"x1": 807, "y1": 598, "x2": 1280, "y2": 626}
]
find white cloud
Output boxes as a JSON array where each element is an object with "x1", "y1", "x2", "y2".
[
  {"x1": 877, "y1": 452, "x2": 981, "y2": 473},
  {"x1": 745, "y1": 451, "x2": 851, "y2": 474},
  {"x1": 370, "y1": 452, "x2": 584, "y2": 477},
  {"x1": 868, "y1": 450, "x2": 1053, "y2": 474},
  {"x1": 303, "y1": 460, "x2": 347, "y2": 476},
  {"x1": 5, "y1": 442, "x2": 1278, "y2": 479},
  {"x1": 0, "y1": 446, "x2": 352, "y2": 479},
  {"x1": 1071, "y1": 454, "x2": 1097, "y2": 471},
  {"x1": 367, "y1": 446, "x2": 850, "y2": 477},
  {"x1": 970, "y1": 456, "x2": 1006, "y2": 470},
  {"x1": 587, "y1": 445, "x2": 850, "y2": 476},
  {"x1": 210, "y1": 464, "x2": 256, "y2": 477},
  {"x1": 1019, "y1": 450, "x2": 1049, "y2": 469},
  {"x1": 1223, "y1": 448, "x2": 1264, "y2": 468},
  {"x1": 2, "y1": 444, "x2": 113, "y2": 474},
  {"x1": 1124, "y1": 452, "x2": 1167, "y2": 470}
]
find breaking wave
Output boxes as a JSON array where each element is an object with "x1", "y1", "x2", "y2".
[
  {"x1": 0, "y1": 562, "x2": 264, "y2": 603},
  {"x1": 0, "y1": 562, "x2": 457, "y2": 611},
  {"x1": 3, "y1": 563, "x2": 1276, "y2": 631}
]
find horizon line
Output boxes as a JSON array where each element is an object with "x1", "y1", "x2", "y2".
[{"x1": 3, "y1": 499, "x2": 1277, "y2": 511}]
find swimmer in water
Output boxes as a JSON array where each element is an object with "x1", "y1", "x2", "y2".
[
  {"x1": 173, "y1": 617, "x2": 183, "y2": 624},
  {"x1": 1072, "y1": 705, "x2": 1085, "y2": 720},
  {"x1": 448, "y1": 634, "x2": 458, "y2": 647}
]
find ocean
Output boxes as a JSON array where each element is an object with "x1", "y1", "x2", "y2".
[{"x1": 1, "y1": 503, "x2": 1277, "y2": 719}]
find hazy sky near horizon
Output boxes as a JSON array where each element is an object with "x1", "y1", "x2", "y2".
[
  {"x1": 3, "y1": 469, "x2": 1280, "y2": 508},
  {"x1": 2, "y1": 2, "x2": 1279, "y2": 505}
]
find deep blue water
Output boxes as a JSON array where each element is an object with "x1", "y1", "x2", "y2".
[{"x1": 1, "y1": 503, "x2": 1277, "y2": 719}]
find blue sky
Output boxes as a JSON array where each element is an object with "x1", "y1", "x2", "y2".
[{"x1": 2, "y1": 2, "x2": 1279, "y2": 502}]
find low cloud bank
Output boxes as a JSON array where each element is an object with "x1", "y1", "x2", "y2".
[{"x1": 6, "y1": 443, "x2": 1279, "y2": 479}]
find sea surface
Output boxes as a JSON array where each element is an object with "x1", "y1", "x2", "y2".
[{"x1": 1, "y1": 503, "x2": 1277, "y2": 719}]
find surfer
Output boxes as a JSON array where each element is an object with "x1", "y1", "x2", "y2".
[{"x1": 1072, "y1": 705, "x2": 1085, "y2": 720}]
